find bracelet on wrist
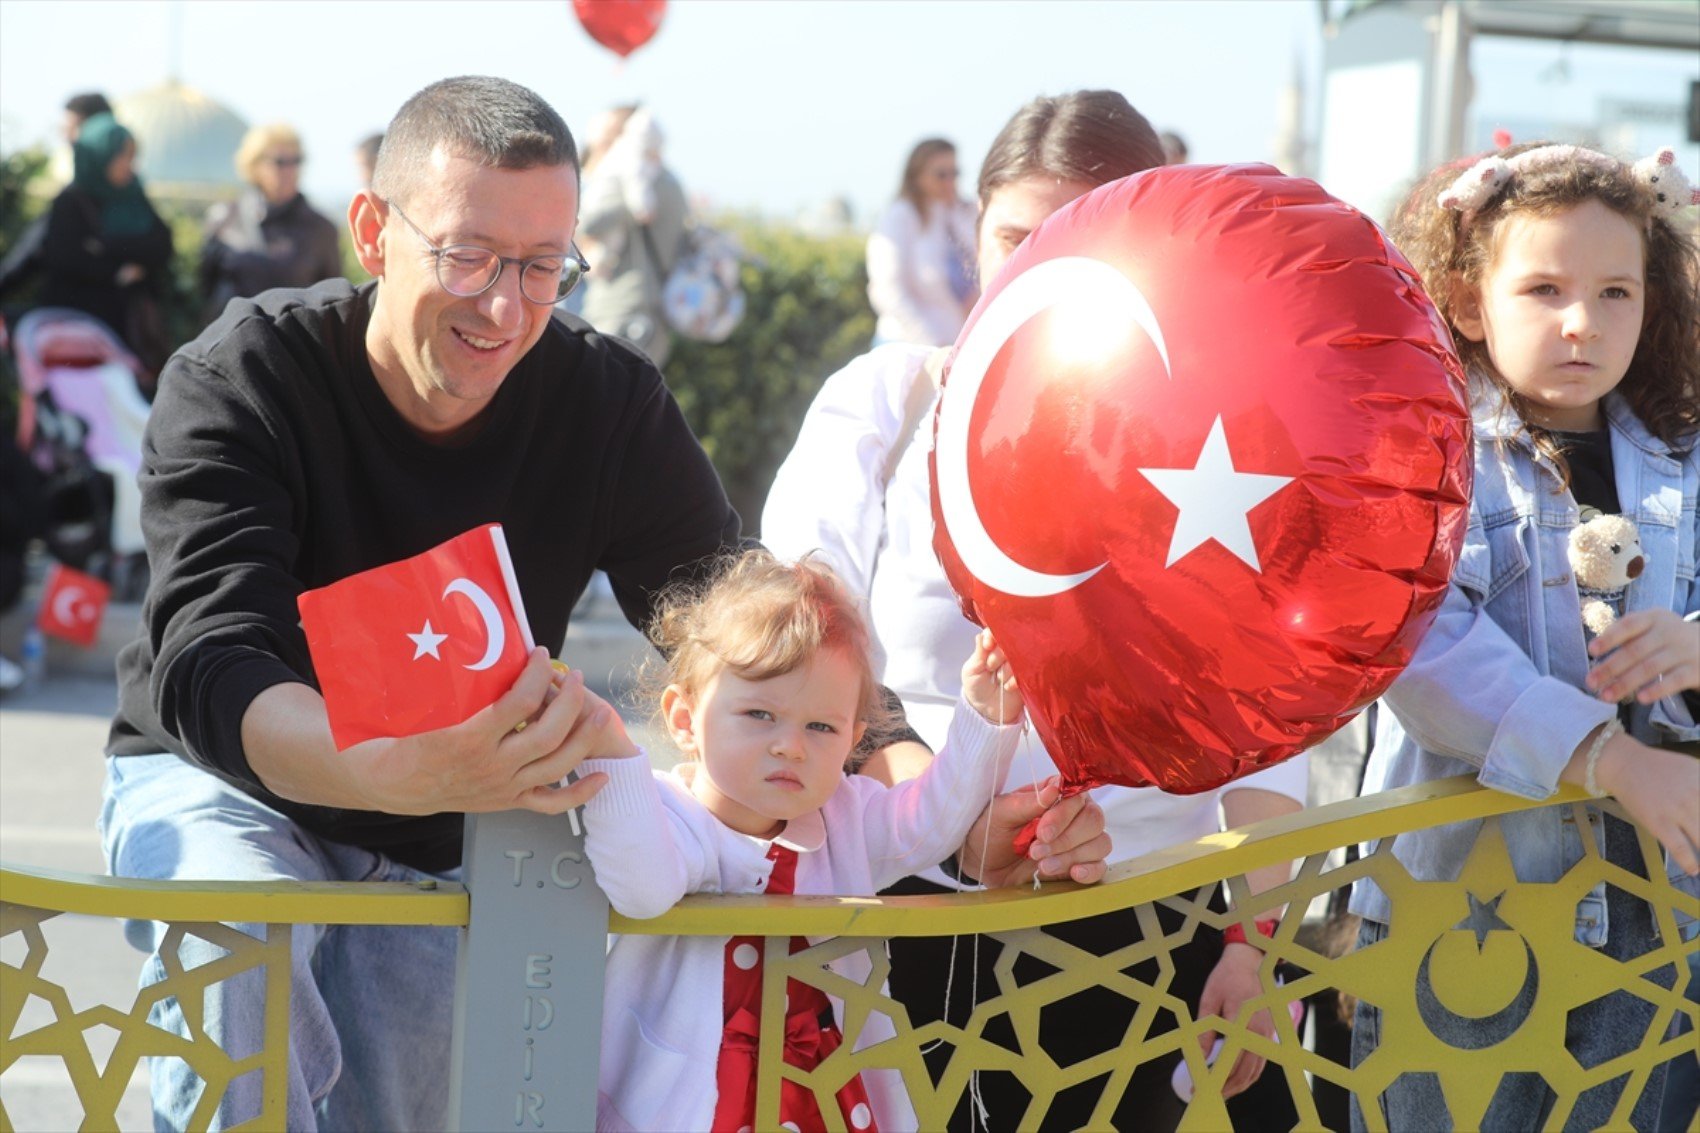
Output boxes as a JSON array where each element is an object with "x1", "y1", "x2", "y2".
[
  {"x1": 1582, "y1": 718, "x2": 1621, "y2": 798},
  {"x1": 1221, "y1": 916, "x2": 1281, "y2": 948}
]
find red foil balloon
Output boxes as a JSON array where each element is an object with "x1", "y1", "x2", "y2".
[
  {"x1": 573, "y1": 0, "x2": 667, "y2": 58},
  {"x1": 929, "y1": 164, "x2": 1470, "y2": 795}
]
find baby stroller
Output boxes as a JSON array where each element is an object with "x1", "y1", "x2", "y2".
[{"x1": 11, "y1": 307, "x2": 152, "y2": 598}]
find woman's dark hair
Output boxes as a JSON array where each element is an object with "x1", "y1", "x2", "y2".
[
  {"x1": 356, "y1": 132, "x2": 384, "y2": 169},
  {"x1": 898, "y1": 137, "x2": 957, "y2": 222},
  {"x1": 64, "y1": 92, "x2": 112, "y2": 122},
  {"x1": 977, "y1": 90, "x2": 1164, "y2": 206},
  {"x1": 373, "y1": 76, "x2": 577, "y2": 206}
]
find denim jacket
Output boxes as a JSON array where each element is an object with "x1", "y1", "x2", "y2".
[{"x1": 1351, "y1": 390, "x2": 1699, "y2": 933}]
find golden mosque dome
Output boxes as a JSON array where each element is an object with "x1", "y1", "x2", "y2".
[{"x1": 114, "y1": 79, "x2": 249, "y2": 195}]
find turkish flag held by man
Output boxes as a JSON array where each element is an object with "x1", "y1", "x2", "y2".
[
  {"x1": 37, "y1": 563, "x2": 111, "y2": 647},
  {"x1": 298, "y1": 524, "x2": 536, "y2": 751}
]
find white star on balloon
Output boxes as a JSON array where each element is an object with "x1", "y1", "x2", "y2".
[
  {"x1": 1138, "y1": 416, "x2": 1293, "y2": 572},
  {"x1": 407, "y1": 620, "x2": 448, "y2": 661}
]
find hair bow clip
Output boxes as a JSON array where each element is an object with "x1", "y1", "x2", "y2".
[{"x1": 1438, "y1": 156, "x2": 1512, "y2": 212}]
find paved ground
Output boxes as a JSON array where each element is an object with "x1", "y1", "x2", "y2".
[{"x1": 0, "y1": 590, "x2": 664, "y2": 1131}]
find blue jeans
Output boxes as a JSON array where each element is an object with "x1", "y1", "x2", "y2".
[
  {"x1": 100, "y1": 754, "x2": 459, "y2": 1131},
  {"x1": 1656, "y1": 930, "x2": 1700, "y2": 1133}
]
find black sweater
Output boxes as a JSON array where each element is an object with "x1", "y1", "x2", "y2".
[{"x1": 109, "y1": 280, "x2": 742, "y2": 869}]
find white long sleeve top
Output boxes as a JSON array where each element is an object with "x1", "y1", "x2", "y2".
[
  {"x1": 761, "y1": 344, "x2": 1309, "y2": 875},
  {"x1": 582, "y1": 695, "x2": 1020, "y2": 1133},
  {"x1": 865, "y1": 199, "x2": 976, "y2": 346}
]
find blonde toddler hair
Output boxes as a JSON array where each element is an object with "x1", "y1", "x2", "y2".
[{"x1": 643, "y1": 550, "x2": 898, "y2": 758}]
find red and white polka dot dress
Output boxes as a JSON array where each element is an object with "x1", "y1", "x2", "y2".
[{"x1": 711, "y1": 843, "x2": 878, "y2": 1133}]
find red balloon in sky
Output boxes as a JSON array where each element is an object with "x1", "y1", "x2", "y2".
[
  {"x1": 572, "y1": 0, "x2": 666, "y2": 58},
  {"x1": 929, "y1": 164, "x2": 1470, "y2": 795}
]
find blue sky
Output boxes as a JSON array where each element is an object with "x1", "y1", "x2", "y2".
[
  {"x1": 1, "y1": 1, "x2": 1693, "y2": 227},
  {"x1": 0, "y1": 0, "x2": 1322, "y2": 223}
]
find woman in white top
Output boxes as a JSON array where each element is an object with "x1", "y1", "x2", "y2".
[
  {"x1": 764, "y1": 90, "x2": 1308, "y2": 1131},
  {"x1": 866, "y1": 138, "x2": 978, "y2": 347}
]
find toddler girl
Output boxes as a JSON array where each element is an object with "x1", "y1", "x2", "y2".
[
  {"x1": 581, "y1": 550, "x2": 1026, "y2": 1132},
  {"x1": 1350, "y1": 143, "x2": 1700, "y2": 1131}
]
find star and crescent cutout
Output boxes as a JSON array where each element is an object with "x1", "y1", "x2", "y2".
[{"x1": 1453, "y1": 889, "x2": 1515, "y2": 952}]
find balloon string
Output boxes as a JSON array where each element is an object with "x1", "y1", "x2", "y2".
[
  {"x1": 961, "y1": 682, "x2": 1007, "y2": 1126},
  {"x1": 916, "y1": 679, "x2": 1005, "y2": 1130}
]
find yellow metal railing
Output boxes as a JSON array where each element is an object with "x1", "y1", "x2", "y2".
[{"x1": 4, "y1": 777, "x2": 1697, "y2": 1131}]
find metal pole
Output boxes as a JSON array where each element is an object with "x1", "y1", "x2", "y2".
[
  {"x1": 447, "y1": 809, "x2": 607, "y2": 1131},
  {"x1": 1427, "y1": 0, "x2": 1472, "y2": 167}
]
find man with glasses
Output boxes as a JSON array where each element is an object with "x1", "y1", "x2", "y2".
[
  {"x1": 98, "y1": 75, "x2": 743, "y2": 1131},
  {"x1": 99, "y1": 74, "x2": 1112, "y2": 1132}
]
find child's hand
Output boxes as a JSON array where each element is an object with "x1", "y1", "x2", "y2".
[
  {"x1": 1592, "y1": 734, "x2": 1700, "y2": 876},
  {"x1": 963, "y1": 628, "x2": 1024, "y2": 725},
  {"x1": 1586, "y1": 609, "x2": 1700, "y2": 704}
]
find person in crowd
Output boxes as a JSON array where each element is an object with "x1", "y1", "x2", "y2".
[
  {"x1": 865, "y1": 137, "x2": 977, "y2": 347},
  {"x1": 0, "y1": 94, "x2": 118, "y2": 304},
  {"x1": 583, "y1": 550, "x2": 1031, "y2": 1131},
  {"x1": 62, "y1": 91, "x2": 112, "y2": 143},
  {"x1": 1351, "y1": 142, "x2": 1700, "y2": 1132},
  {"x1": 764, "y1": 89, "x2": 1308, "y2": 1131},
  {"x1": 353, "y1": 131, "x2": 383, "y2": 190},
  {"x1": 199, "y1": 123, "x2": 343, "y2": 324},
  {"x1": 98, "y1": 75, "x2": 1109, "y2": 1130},
  {"x1": 575, "y1": 104, "x2": 687, "y2": 365},
  {"x1": 0, "y1": 363, "x2": 46, "y2": 693},
  {"x1": 1160, "y1": 128, "x2": 1190, "y2": 165},
  {"x1": 38, "y1": 112, "x2": 173, "y2": 376}
]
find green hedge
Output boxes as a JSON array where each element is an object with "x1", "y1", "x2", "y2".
[
  {"x1": 3, "y1": 152, "x2": 874, "y2": 531},
  {"x1": 664, "y1": 218, "x2": 874, "y2": 532}
]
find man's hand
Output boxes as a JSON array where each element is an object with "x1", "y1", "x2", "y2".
[
  {"x1": 958, "y1": 777, "x2": 1110, "y2": 887},
  {"x1": 246, "y1": 649, "x2": 626, "y2": 815},
  {"x1": 1195, "y1": 944, "x2": 1275, "y2": 1098}
]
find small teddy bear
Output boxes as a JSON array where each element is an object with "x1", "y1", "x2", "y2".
[
  {"x1": 1631, "y1": 146, "x2": 1700, "y2": 223},
  {"x1": 1568, "y1": 510, "x2": 1644, "y2": 636}
]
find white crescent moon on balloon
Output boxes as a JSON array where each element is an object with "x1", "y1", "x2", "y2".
[
  {"x1": 443, "y1": 578, "x2": 506, "y2": 671},
  {"x1": 936, "y1": 255, "x2": 1172, "y2": 598},
  {"x1": 52, "y1": 586, "x2": 87, "y2": 625}
]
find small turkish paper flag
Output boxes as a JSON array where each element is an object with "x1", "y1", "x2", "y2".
[
  {"x1": 37, "y1": 563, "x2": 111, "y2": 647},
  {"x1": 298, "y1": 524, "x2": 537, "y2": 751}
]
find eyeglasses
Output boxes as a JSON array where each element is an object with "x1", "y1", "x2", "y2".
[
  {"x1": 266, "y1": 154, "x2": 305, "y2": 168},
  {"x1": 929, "y1": 167, "x2": 960, "y2": 180},
  {"x1": 385, "y1": 199, "x2": 590, "y2": 305}
]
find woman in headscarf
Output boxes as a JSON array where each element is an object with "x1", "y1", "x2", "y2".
[
  {"x1": 199, "y1": 122, "x2": 342, "y2": 325},
  {"x1": 39, "y1": 112, "x2": 173, "y2": 374}
]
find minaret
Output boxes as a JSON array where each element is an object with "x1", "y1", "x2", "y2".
[{"x1": 1273, "y1": 51, "x2": 1309, "y2": 178}]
